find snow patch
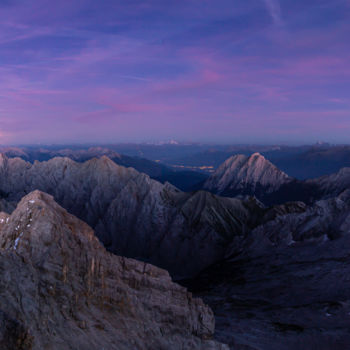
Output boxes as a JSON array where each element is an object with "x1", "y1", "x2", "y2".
[{"x1": 14, "y1": 232, "x2": 24, "y2": 250}]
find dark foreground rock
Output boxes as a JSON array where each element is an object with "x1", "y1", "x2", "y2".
[
  {"x1": 186, "y1": 192, "x2": 350, "y2": 350},
  {"x1": 0, "y1": 191, "x2": 228, "y2": 350}
]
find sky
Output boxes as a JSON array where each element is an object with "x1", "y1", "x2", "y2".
[{"x1": 0, "y1": 0, "x2": 349, "y2": 144}]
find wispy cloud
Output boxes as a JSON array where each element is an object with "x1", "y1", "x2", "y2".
[
  {"x1": 263, "y1": 0, "x2": 283, "y2": 26},
  {"x1": 0, "y1": 0, "x2": 349, "y2": 143}
]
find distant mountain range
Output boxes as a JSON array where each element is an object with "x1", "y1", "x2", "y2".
[
  {"x1": 3, "y1": 143, "x2": 350, "y2": 184},
  {"x1": 0, "y1": 146, "x2": 207, "y2": 191},
  {"x1": 121, "y1": 143, "x2": 350, "y2": 179},
  {"x1": 1, "y1": 151, "x2": 349, "y2": 279}
]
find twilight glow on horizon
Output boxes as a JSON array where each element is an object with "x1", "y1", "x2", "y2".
[{"x1": 0, "y1": 0, "x2": 349, "y2": 144}]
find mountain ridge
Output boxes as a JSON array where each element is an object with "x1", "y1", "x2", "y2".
[
  {"x1": 0, "y1": 146, "x2": 207, "y2": 191},
  {"x1": 0, "y1": 153, "x2": 261, "y2": 278}
]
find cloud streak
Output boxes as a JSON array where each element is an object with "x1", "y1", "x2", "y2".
[
  {"x1": 263, "y1": 0, "x2": 283, "y2": 26},
  {"x1": 0, "y1": 0, "x2": 348, "y2": 144}
]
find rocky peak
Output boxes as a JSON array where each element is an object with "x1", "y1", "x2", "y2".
[
  {"x1": 0, "y1": 190, "x2": 228, "y2": 350},
  {"x1": 0, "y1": 190, "x2": 97, "y2": 264},
  {"x1": 248, "y1": 152, "x2": 265, "y2": 163},
  {"x1": 203, "y1": 153, "x2": 292, "y2": 199}
]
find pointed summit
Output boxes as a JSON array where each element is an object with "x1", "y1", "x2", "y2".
[
  {"x1": 0, "y1": 190, "x2": 97, "y2": 261},
  {"x1": 203, "y1": 153, "x2": 292, "y2": 200}
]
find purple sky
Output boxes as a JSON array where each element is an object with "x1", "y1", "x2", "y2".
[{"x1": 0, "y1": 0, "x2": 349, "y2": 144}]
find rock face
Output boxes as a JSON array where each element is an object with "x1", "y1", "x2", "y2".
[
  {"x1": 0, "y1": 190, "x2": 228, "y2": 350},
  {"x1": 0, "y1": 154, "x2": 260, "y2": 278},
  {"x1": 187, "y1": 190, "x2": 350, "y2": 350},
  {"x1": 203, "y1": 153, "x2": 292, "y2": 202}
]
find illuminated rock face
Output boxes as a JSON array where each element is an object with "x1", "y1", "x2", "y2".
[
  {"x1": 0, "y1": 191, "x2": 228, "y2": 350},
  {"x1": 203, "y1": 153, "x2": 292, "y2": 200}
]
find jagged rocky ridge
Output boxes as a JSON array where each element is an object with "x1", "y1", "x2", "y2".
[
  {"x1": 0, "y1": 146, "x2": 172, "y2": 177},
  {"x1": 266, "y1": 167, "x2": 350, "y2": 205},
  {"x1": 0, "y1": 146, "x2": 208, "y2": 191},
  {"x1": 0, "y1": 154, "x2": 264, "y2": 278},
  {"x1": 0, "y1": 190, "x2": 228, "y2": 350},
  {"x1": 1, "y1": 153, "x2": 345, "y2": 279}
]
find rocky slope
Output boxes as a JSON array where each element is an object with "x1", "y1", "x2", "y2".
[
  {"x1": 203, "y1": 153, "x2": 292, "y2": 202},
  {"x1": 0, "y1": 190, "x2": 228, "y2": 350},
  {"x1": 186, "y1": 190, "x2": 350, "y2": 349},
  {"x1": 0, "y1": 154, "x2": 261, "y2": 278}
]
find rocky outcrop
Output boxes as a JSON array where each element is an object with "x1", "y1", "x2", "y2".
[
  {"x1": 0, "y1": 190, "x2": 228, "y2": 350},
  {"x1": 203, "y1": 153, "x2": 292, "y2": 202},
  {"x1": 305, "y1": 167, "x2": 350, "y2": 199}
]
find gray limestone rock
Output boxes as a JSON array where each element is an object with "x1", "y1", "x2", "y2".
[{"x1": 0, "y1": 190, "x2": 228, "y2": 350}]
